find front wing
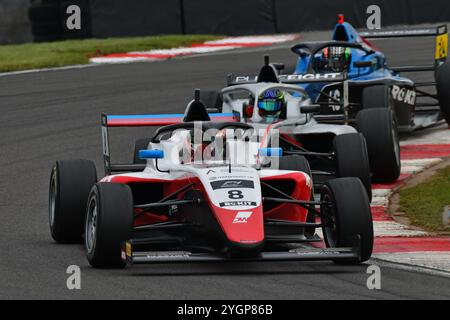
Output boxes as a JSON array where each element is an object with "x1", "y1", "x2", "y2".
[{"x1": 122, "y1": 241, "x2": 361, "y2": 264}]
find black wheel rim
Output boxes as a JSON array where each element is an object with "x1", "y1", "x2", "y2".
[
  {"x1": 49, "y1": 168, "x2": 57, "y2": 229},
  {"x1": 85, "y1": 196, "x2": 98, "y2": 254},
  {"x1": 321, "y1": 193, "x2": 338, "y2": 248}
]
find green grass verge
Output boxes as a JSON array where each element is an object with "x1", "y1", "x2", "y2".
[
  {"x1": 399, "y1": 165, "x2": 450, "y2": 233},
  {"x1": 0, "y1": 35, "x2": 220, "y2": 73}
]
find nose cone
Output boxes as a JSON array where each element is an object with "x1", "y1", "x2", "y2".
[{"x1": 212, "y1": 204, "x2": 265, "y2": 254}]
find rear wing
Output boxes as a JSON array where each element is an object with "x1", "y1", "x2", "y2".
[
  {"x1": 360, "y1": 24, "x2": 448, "y2": 70},
  {"x1": 101, "y1": 112, "x2": 238, "y2": 175}
]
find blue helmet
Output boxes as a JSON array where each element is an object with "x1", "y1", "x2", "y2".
[{"x1": 257, "y1": 89, "x2": 285, "y2": 115}]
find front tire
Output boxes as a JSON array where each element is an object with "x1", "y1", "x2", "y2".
[
  {"x1": 85, "y1": 183, "x2": 134, "y2": 269},
  {"x1": 436, "y1": 61, "x2": 450, "y2": 125},
  {"x1": 321, "y1": 178, "x2": 373, "y2": 264},
  {"x1": 333, "y1": 133, "x2": 372, "y2": 201},
  {"x1": 356, "y1": 108, "x2": 401, "y2": 182},
  {"x1": 49, "y1": 160, "x2": 97, "y2": 243}
]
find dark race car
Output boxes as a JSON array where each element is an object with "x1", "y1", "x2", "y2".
[{"x1": 291, "y1": 16, "x2": 450, "y2": 182}]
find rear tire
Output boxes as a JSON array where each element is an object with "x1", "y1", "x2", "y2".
[
  {"x1": 279, "y1": 155, "x2": 311, "y2": 176},
  {"x1": 436, "y1": 61, "x2": 450, "y2": 125},
  {"x1": 321, "y1": 178, "x2": 373, "y2": 264},
  {"x1": 362, "y1": 85, "x2": 391, "y2": 109},
  {"x1": 49, "y1": 160, "x2": 97, "y2": 243},
  {"x1": 356, "y1": 108, "x2": 401, "y2": 183},
  {"x1": 133, "y1": 138, "x2": 152, "y2": 164},
  {"x1": 85, "y1": 183, "x2": 134, "y2": 269},
  {"x1": 333, "y1": 133, "x2": 372, "y2": 201},
  {"x1": 279, "y1": 155, "x2": 316, "y2": 236},
  {"x1": 201, "y1": 90, "x2": 222, "y2": 111}
]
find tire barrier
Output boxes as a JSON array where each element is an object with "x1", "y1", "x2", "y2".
[{"x1": 19, "y1": 0, "x2": 450, "y2": 42}]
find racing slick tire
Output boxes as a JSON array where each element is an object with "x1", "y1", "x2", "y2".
[
  {"x1": 356, "y1": 108, "x2": 401, "y2": 183},
  {"x1": 49, "y1": 159, "x2": 97, "y2": 243},
  {"x1": 361, "y1": 85, "x2": 391, "y2": 109},
  {"x1": 279, "y1": 155, "x2": 311, "y2": 176},
  {"x1": 333, "y1": 133, "x2": 372, "y2": 201},
  {"x1": 279, "y1": 155, "x2": 316, "y2": 237},
  {"x1": 436, "y1": 61, "x2": 450, "y2": 125},
  {"x1": 85, "y1": 183, "x2": 133, "y2": 269},
  {"x1": 133, "y1": 138, "x2": 152, "y2": 164},
  {"x1": 321, "y1": 177, "x2": 373, "y2": 264}
]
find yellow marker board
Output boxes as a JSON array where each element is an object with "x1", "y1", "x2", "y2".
[{"x1": 436, "y1": 33, "x2": 448, "y2": 60}]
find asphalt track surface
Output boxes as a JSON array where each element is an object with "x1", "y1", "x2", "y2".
[{"x1": 1, "y1": 29, "x2": 450, "y2": 300}]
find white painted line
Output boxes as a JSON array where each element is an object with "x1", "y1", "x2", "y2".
[
  {"x1": 401, "y1": 158, "x2": 443, "y2": 167},
  {"x1": 131, "y1": 45, "x2": 240, "y2": 55},
  {"x1": 372, "y1": 189, "x2": 392, "y2": 198},
  {"x1": 373, "y1": 252, "x2": 450, "y2": 273},
  {"x1": 90, "y1": 57, "x2": 157, "y2": 64},
  {"x1": 400, "y1": 165, "x2": 428, "y2": 174},
  {"x1": 205, "y1": 34, "x2": 298, "y2": 44},
  {"x1": 374, "y1": 221, "x2": 429, "y2": 237},
  {"x1": 371, "y1": 196, "x2": 389, "y2": 207}
]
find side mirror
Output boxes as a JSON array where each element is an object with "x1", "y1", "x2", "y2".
[
  {"x1": 301, "y1": 105, "x2": 321, "y2": 114},
  {"x1": 258, "y1": 148, "x2": 283, "y2": 157},
  {"x1": 353, "y1": 61, "x2": 372, "y2": 68},
  {"x1": 139, "y1": 149, "x2": 164, "y2": 159}
]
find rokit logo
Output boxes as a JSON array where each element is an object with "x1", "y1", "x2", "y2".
[
  {"x1": 232, "y1": 211, "x2": 253, "y2": 224},
  {"x1": 219, "y1": 201, "x2": 257, "y2": 207},
  {"x1": 391, "y1": 85, "x2": 416, "y2": 105}
]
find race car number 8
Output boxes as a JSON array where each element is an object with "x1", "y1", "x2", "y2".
[{"x1": 228, "y1": 190, "x2": 244, "y2": 199}]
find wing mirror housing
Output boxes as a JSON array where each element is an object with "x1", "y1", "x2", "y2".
[
  {"x1": 258, "y1": 148, "x2": 283, "y2": 157},
  {"x1": 301, "y1": 105, "x2": 321, "y2": 114},
  {"x1": 139, "y1": 149, "x2": 165, "y2": 159}
]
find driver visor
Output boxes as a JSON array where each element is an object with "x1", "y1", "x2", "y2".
[{"x1": 257, "y1": 100, "x2": 282, "y2": 112}]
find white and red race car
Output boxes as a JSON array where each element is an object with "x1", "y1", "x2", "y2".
[{"x1": 49, "y1": 92, "x2": 373, "y2": 268}]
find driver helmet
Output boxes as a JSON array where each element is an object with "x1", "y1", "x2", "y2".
[
  {"x1": 257, "y1": 89, "x2": 285, "y2": 121},
  {"x1": 314, "y1": 46, "x2": 352, "y2": 72}
]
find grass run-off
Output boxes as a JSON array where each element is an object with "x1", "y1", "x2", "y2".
[
  {"x1": 399, "y1": 165, "x2": 450, "y2": 233},
  {"x1": 0, "y1": 35, "x2": 220, "y2": 72}
]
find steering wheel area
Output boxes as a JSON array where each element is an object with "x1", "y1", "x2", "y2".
[
  {"x1": 151, "y1": 121, "x2": 254, "y2": 163},
  {"x1": 291, "y1": 41, "x2": 374, "y2": 73},
  {"x1": 151, "y1": 122, "x2": 252, "y2": 143}
]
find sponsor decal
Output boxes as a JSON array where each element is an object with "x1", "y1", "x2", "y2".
[
  {"x1": 232, "y1": 211, "x2": 253, "y2": 224},
  {"x1": 233, "y1": 73, "x2": 341, "y2": 84},
  {"x1": 234, "y1": 75, "x2": 258, "y2": 83},
  {"x1": 211, "y1": 179, "x2": 254, "y2": 190},
  {"x1": 290, "y1": 249, "x2": 341, "y2": 256},
  {"x1": 219, "y1": 201, "x2": 257, "y2": 207},
  {"x1": 146, "y1": 251, "x2": 190, "y2": 258},
  {"x1": 391, "y1": 85, "x2": 416, "y2": 105},
  {"x1": 279, "y1": 73, "x2": 342, "y2": 81}
]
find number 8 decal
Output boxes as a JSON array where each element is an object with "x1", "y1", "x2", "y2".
[{"x1": 228, "y1": 190, "x2": 244, "y2": 199}]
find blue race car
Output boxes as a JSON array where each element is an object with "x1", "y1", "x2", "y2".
[{"x1": 291, "y1": 16, "x2": 450, "y2": 182}]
